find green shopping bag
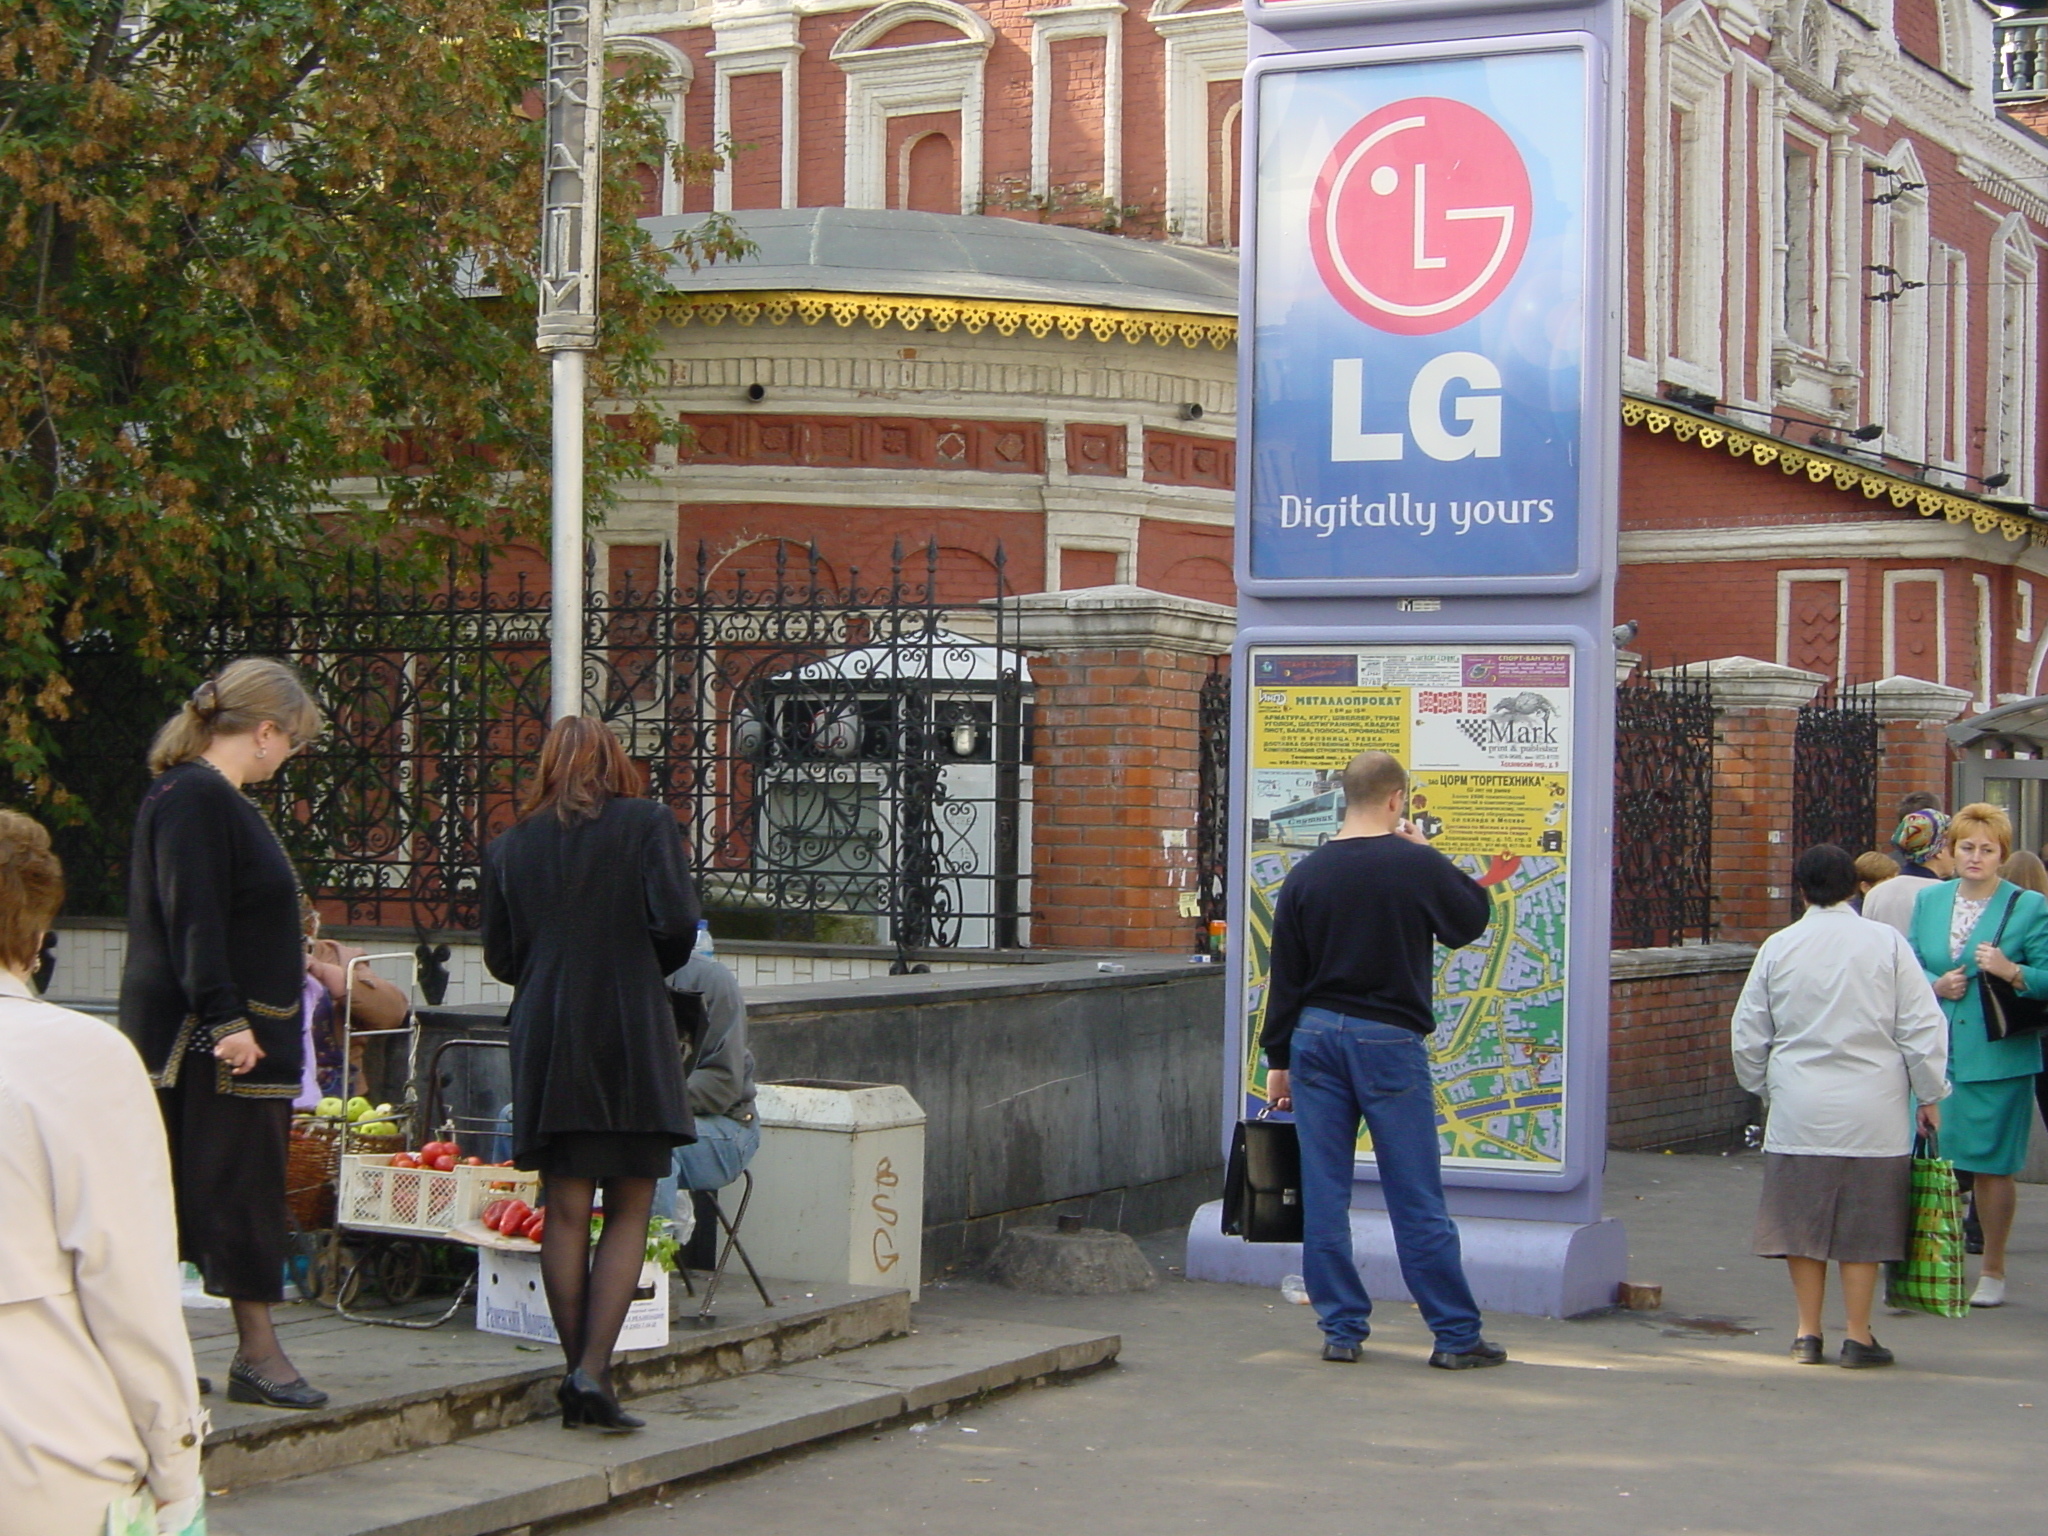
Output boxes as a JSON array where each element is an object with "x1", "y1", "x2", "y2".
[
  {"x1": 105, "y1": 1492, "x2": 205, "y2": 1535},
  {"x1": 1885, "y1": 1134, "x2": 1968, "y2": 1319}
]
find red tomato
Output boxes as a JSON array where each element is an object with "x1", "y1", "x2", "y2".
[
  {"x1": 389, "y1": 1152, "x2": 421, "y2": 1169},
  {"x1": 420, "y1": 1140, "x2": 458, "y2": 1163},
  {"x1": 492, "y1": 1199, "x2": 532, "y2": 1234},
  {"x1": 481, "y1": 1199, "x2": 511, "y2": 1229},
  {"x1": 461, "y1": 1156, "x2": 484, "y2": 1166},
  {"x1": 522, "y1": 1210, "x2": 546, "y2": 1242},
  {"x1": 427, "y1": 1151, "x2": 457, "y2": 1172}
]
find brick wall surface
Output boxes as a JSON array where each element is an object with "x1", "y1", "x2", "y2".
[
  {"x1": 1028, "y1": 645, "x2": 1212, "y2": 950},
  {"x1": 1706, "y1": 701, "x2": 1800, "y2": 943},
  {"x1": 1607, "y1": 951, "x2": 1756, "y2": 1150}
]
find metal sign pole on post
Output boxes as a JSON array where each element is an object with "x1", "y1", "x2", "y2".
[
  {"x1": 539, "y1": 0, "x2": 607, "y2": 722},
  {"x1": 1186, "y1": 0, "x2": 1627, "y2": 1317}
]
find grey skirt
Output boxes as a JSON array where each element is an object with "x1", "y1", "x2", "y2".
[{"x1": 1752, "y1": 1153, "x2": 1912, "y2": 1263}]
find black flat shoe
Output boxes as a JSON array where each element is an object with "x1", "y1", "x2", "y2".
[
  {"x1": 197, "y1": 1376, "x2": 213, "y2": 1396},
  {"x1": 1428, "y1": 1340, "x2": 1508, "y2": 1371},
  {"x1": 1321, "y1": 1340, "x2": 1362, "y2": 1363},
  {"x1": 563, "y1": 1369, "x2": 643, "y2": 1433},
  {"x1": 226, "y1": 1359, "x2": 328, "y2": 1409},
  {"x1": 1789, "y1": 1335, "x2": 1825, "y2": 1365},
  {"x1": 1840, "y1": 1337, "x2": 1894, "y2": 1369}
]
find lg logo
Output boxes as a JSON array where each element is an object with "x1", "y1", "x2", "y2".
[{"x1": 1330, "y1": 353, "x2": 1501, "y2": 462}]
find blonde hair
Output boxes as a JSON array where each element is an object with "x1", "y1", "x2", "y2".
[
  {"x1": 2001, "y1": 849, "x2": 2048, "y2": 896},
  {"x1": 0, "y1": 811, "x2": 64, "y2": 973},
  {"x1": 147, "y1": 658, "x2": 324, "y2": 774},
  {"x1": 1946, "y1": 801, "x2": 2014, "y2": 861},
  {"x1": 1854, "y1": 851, "x2": 1899, "y2": 889}
]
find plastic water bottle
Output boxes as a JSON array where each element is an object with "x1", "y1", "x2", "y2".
[
  {"x1": 1280, "y1": 1274, "x2": 1310, "y2": 1305},
  {"x1": 695, "y1": 919, "x2": 716, "y2": 959}
]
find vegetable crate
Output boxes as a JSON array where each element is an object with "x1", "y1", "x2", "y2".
[{"x1": 336, "y1": 1157, "x2": 539, "y2": 1239}]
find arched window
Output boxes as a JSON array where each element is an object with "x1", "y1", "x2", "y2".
[
  {"x1": 832, "y1": 1, "x2": 994, "y2": 212},
  {"x1": 900, "y1": 129, "x2": 959, "y2": 212},
  {"x1": 607, "y1": 35, "x2": 693, "y2": 218}
]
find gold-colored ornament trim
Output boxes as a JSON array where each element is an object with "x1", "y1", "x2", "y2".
[
  {"x1": 662, "y1": 289, "x2": 1237, "y2": 350},
  {"x1": 1622, "y1": 395, "x2": 2043, "y2": 546}
]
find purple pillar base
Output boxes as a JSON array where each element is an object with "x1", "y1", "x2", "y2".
[{"x1": 1183, "y1": 1199, "x2": 1629, "y2": 1320}]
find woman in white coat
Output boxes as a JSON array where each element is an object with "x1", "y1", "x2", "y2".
[
  {"x1": 1731, "y1": 844, "x2": 1950, "y2": 1369},
  {"x1": 0, "y1": 812, "x2": 206, "y2": 1534}
]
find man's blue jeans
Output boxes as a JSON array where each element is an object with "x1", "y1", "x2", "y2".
[
  {"x1": 655, "y1": 1113, "x2": 760, "y2": 1224},
  {"x1": 1291, "y1": 1008, "x2": 1483, "y2": 1351}
]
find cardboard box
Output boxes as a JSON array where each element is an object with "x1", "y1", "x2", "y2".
[{"x1": 475, "y1": 1249, "x2": 669, "y2": 1351}]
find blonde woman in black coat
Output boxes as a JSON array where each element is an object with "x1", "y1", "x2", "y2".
[
  {"x1": 481, "y1": 717, "x2": 699, "y2": 1432},
  {"x1": 118, "y1": 658, "x2": 327, "y2": 1411}
]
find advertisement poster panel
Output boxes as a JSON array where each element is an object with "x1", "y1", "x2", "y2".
[
  {"x1": 1240, "y1": 643, "x2": 1573, "y2": 1171},
  {"x1": 1244, "y1": 46, "x2": 1591, "y2": 591}
]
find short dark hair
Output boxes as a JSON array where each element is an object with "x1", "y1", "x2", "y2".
[
  {"x1": 1341, "y1": 750, "x2": 1408, "y2": 808},
  {"x1": 1897, "y1": 791, "x2": 1942, "y2": 818},
  {"x1": 1794, "y1": 844, "x2": 1858, "y2": 908}
]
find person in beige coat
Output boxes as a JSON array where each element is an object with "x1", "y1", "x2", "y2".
[{"x1": 0, "y1": 812, "x2": 206, "y2": 1535}]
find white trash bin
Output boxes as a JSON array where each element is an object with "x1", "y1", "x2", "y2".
[{"x1": 746, "y1": 1080, "x2": 926, "y2": 1300}]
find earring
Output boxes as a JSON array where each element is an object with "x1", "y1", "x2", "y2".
[{"x1": 256, "y1": 747, "x2": 268, "y2": 760}]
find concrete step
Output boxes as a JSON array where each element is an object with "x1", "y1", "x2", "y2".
[
  {"x1": 198, "y1": 1282, "x2": 910, "y2": 1492},
  {"x1": 205, "y1": 1317, "x2": 1119, "y2": 1536}
]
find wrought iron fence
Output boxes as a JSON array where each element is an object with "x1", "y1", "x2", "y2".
[
  {"x1": 39, "y1": 542, "x2": 1029, "y2": 966},
  {"x1": 1792, "y1": 682, "x2": 1879, "y2": 867},
  {"x1": 1612, "y1": 665, "x2": 1715, "y2": 949},
  {"x1": 1194, "y1": 663, "x2": 1231, "y2": 950}
]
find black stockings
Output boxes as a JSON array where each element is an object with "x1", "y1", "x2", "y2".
[{"x1": 537, "y1": 1174, "x2": 657, "y2": 1387}]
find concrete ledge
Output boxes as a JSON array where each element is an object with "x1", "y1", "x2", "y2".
[
  {"x1": 206, "y1": 1319, "x2": 1119, "y2": 1536},
  {"x1": 1609, "y1": 942, "x2": 1758, "y2": 980},
  {"x1": 1182, "y1": 1200, "x2": 1629, "y2": 1319}
]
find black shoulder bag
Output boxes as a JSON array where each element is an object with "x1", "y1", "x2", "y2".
[
  {"x1": 1220, "y1": 1109, "x2": 1303, "y2": 1244},
  {"x1": 1975, "y1": 891, "x2": 2048, "y2": 1041}
]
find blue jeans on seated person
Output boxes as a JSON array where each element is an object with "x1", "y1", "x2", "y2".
[
  {"x1": 1291, "y1": 1007, "x2": 1483, "y2": 1353},
  {"x1": 655, "y1": 1113, "x2": 760, "y2": 1225}
]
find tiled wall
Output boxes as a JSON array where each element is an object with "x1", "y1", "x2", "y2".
[{"x1": 50, "y1": 924, "x2": 1011, "y2": 1008}]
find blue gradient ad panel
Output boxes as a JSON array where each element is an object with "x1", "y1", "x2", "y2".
[{"x1": 1247, "y1": 49, "x2": 1588, "y2": 587}]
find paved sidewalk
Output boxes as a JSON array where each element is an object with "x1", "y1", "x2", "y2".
[{"x1": 577, "y1": 1150, "x2": 2047, "y2": 1536}]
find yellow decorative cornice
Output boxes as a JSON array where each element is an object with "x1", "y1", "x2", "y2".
[
  {"x1": 662, "y1": 289, "x2": 1237, "y2": 349},
  {"x1": 1622, "y1": 395, "x2": 2045, "y2": 546}
]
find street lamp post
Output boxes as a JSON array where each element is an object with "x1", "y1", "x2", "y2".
[{"x1": 539, "y1": 0, "x2": 606, "y2": 722}]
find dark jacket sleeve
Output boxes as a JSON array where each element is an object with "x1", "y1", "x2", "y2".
[
  {"x1": 1260, "y1": 876, "x2": 1311, "y2": 1070},
  {"x1": 643, "y1": 808, "x2": 701, "y2": 976},
  {"x1": 151, "y1": 784, "x2": 253, "y2": 1041},
  {"x1": 480, "y1": 843, "x2": 521, "y2": 987},
  {"x1": 1431, "y1": 854, "x2": 1492, "y2": 949}
]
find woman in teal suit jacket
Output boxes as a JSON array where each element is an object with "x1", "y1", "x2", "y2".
[{"x1": 1908, "y1": 802, "x2": 2047, "y2": 1309}]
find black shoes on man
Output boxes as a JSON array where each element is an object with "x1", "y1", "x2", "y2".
[
  {"x1": 1319, "y1": 1338, "x2": 1508, "y2": 1368},
  {"x1": 1427, "y1": 1340, "x2": 1509, "y2": 1370}
]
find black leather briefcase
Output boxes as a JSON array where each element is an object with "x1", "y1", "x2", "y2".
[{"x1": 1221, "y1": 1113, "x2": 1303, "y2": 1243}]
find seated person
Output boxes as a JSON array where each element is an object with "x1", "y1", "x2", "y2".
[{"x1": 655, "y1": 953, "x2": 759, "y2": 1254}]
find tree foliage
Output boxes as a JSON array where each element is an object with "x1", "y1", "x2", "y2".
[{"x1": 0, "y1": 0, "x2": 744, "y2": 787}]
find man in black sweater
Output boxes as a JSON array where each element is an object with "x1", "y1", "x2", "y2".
[{"x1": 1261, "y1": 750, "x2": 1507, "y2": 1369}]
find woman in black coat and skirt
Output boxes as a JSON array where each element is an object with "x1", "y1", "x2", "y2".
[
  {"x1": 119, "y1": 658, "x2": 328, "y2": 1409},
  {"x1": 482, "y1": 716, "x2": 699, "y2": 1431}
]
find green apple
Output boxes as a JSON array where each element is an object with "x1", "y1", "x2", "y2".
[
  {"x1": 315, "y1": 1096, "x2": 345, "y2": 1120},
  {"x1": 357, "y1": 1120, "x2": 398, "y2": 1137},
  {"x1": 345, "y1": 1096, "x2": 373, "y2": 1122}
]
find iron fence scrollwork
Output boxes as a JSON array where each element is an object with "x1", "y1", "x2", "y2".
[
  {"x1": 1612, "y1": 665, "x2": 1715, "y2": 949},
  {"x1": 1792, "y1": 682, "x2": 1879, "y2": 880},
  {"x1": 1194, "y1": 664, "x2": 1231, "y2": 952}
]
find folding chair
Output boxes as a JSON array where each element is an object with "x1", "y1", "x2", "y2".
[{"x1": 675, "y1": 1168, "x2": 774, "y2": 1323}]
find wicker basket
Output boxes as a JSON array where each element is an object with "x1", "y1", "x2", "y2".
[{"x1": 286, "y1": 1122, "x2": 408, "y2": 1232}]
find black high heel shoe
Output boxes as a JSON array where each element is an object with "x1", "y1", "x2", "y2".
[
  {"x1": 562, "y1": 1369, "x2": 643, "y2": 1433},
  {"x1": 556, "y1": 1375, "x2": 585, "y2": 1429}
]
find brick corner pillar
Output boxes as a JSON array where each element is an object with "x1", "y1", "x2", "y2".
[
  {"x1": 1013, "y1": 585, "x2": 1235, "y2": 951},
  {"x1": 1869, "y1": 674, "x2": 1973, "y2": 826},
  {"x1": 1681, "y1": 655, "x2": 1825, "y2": 945}
]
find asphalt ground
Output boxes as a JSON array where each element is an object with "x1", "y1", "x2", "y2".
[{"x1": 572, "y1": 1149, "x2": 2047, "y2": 1536}]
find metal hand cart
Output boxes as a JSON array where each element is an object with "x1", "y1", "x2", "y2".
[{"x1": 313, "y1": 955, "x2": 537, "y2": 1328}]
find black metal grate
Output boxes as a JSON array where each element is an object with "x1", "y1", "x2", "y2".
[
  {"x1": 1612, "y1": 665, "x2": 1715, "y2": 949},
  {"x1": 38, "y1": 542, "x2": 1028, "y2": 967},
  {"x1": 1792, "y1": 682, "x2": 1880, "y2": 871}
]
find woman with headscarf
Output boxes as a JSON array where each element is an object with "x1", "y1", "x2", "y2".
[
  {"x1": 1860, "y1": 808, "x2": 1952, "y2": 937},
  {"x1": 1733, "y1": 844, "x2": 1949, "y2": 1367}
]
